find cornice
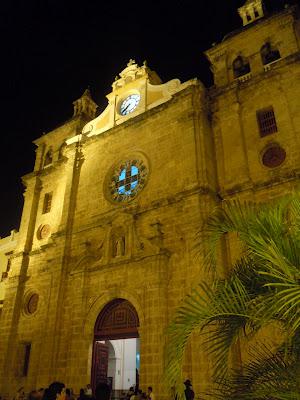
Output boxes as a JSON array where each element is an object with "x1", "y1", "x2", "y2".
[{"x1": 220, "y1": 169, "x2": 300, "y2": 199}]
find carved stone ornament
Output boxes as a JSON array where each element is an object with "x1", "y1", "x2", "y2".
[
  {"x1": 37, "y1": 224, "x2": 51, "y2": 240},
  {"x1": 25, "y1": 293, "x2": 39, "y2": 315},
  {"x1": 262, "y1": 144, "x2": 286, "y2": 168}
]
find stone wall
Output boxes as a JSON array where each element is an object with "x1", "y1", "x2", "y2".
[{"x1": 0, "y1": 6, "x2": 299, "y2": 399}]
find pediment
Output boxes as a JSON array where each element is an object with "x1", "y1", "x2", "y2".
[{"x1": 66, "y1": 61, "x2": 192, "y2": 145}]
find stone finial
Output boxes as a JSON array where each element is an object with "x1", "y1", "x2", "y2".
[
  {"x1": 73, "y1": 88, "x2": 97, "y2": 119},
  {"x1": 127, "y1": 59, "x2": 136, "y2": 67},
  {"x1": 112, "y1": 60, "x2": 162, "y2": 91},
  {"x1": 238, "y1": 0, "x2": 264, "y2": 26}
]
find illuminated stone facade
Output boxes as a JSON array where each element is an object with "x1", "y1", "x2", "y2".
[{"x1": 0, "y1": 2, "x2": 299, "y2": 398}]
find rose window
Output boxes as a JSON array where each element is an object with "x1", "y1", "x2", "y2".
[{"x1": 109, "y1": 160, "x2": 147, "y2": 202}]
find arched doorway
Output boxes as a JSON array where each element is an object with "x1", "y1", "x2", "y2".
[{"x1": 92, "y1": 298, "x2": 140, "y2": 396}]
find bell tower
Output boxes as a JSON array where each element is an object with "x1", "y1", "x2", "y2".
[
  {"x1": 238, "y1": 0, "x2": 265, "y2": 26},
  {"x1": 72, "y1": 88, "x2": 97, "y2": 119}
]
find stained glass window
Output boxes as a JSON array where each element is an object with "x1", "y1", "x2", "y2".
[{"x1": 109, "y1": 160, "x2": 147, "y2": 202}]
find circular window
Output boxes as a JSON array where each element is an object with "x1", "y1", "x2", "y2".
[
  {"x1": 37, "y1": 224, "x2": 51, "y2": 240},
  {"x1": 25, "y1": 293, "x2": 39, "y2": 315},
  {"x1": 109, "y1": 159, "x2": 148, "y2": 202},
  {"x1": 262, "y1": 145, "x2": 286, "y2": 168}
]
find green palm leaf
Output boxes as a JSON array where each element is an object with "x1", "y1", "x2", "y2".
[
  {"x1": 206, "y1": 345, "x2": 300, "y2": 400},
  {"x1": 166, "y1": 191, "x2": 300, "y2": 399},
  {"x1": 165, "y1": 273, "x2": 255, "y2": 389}
]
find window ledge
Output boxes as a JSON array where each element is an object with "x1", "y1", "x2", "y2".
[
  {"x1": 236, "y1": 72, "x2": 252, "y2": 83},
  {"x1": 263, "y1": 58, "x2": 281, "y2": 71}
]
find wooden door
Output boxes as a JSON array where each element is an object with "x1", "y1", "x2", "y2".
[{"x1": 92, "y1": 342, "x2": 109, "y2": 393}]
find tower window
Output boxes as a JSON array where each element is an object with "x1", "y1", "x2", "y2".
[
  {"x1": 261, "y1": 42, "x2": 281, "y2": 65},
  {"x1": 42, "y1": 192, "x2": 53, "y2": 214},
  {"x1": 257, "y1": 107, "x2": 278, "y2": 137},
  {"x1": 233, "y1": 56, "x2": 251, "y2": 78}
]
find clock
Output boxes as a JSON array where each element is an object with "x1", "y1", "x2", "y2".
[{"x1": 120, "y1": 94, "x2": 140, "y2": 115}]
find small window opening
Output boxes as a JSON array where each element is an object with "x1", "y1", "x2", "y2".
[
  {"x1": 257, "y1": 107, "x2": 278, "y2": 137},
  {"x1": 42, "y1": 192, "x2": 53, "y2": 214},
  {"x1": 23, "y1": 343, "x2": 31, "y2": 377},
  {"x1": 254, "y1": 8, "x2": 259, "y2": 18},
  {"x1": 233, "y1": 56, "x2": 251, "y2": 78},
  {"x1": 246, "y1": 13, "x2": 251, "y2": 21}
]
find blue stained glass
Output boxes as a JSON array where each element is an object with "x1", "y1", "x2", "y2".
[
  {"x1": 115, "y1": 164, "x2": 141, "y2": 197},
  {"x1": 119, "y1": 169, "x2": 126, "y2": 180},
  {"x1": 131, "y1": 181, "x2": 138, "y2": 189},
  {"x1": 131, "y1": 165, "x2": 138, "y2": 176}
]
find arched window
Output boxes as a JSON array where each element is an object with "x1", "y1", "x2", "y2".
[
  {"x1": 44, "y1": 149, "x2": 53, "y2": 167},
  {"x1": 253, "y1": 8, "x2": 260, "y2": 18},
  {"x1": 261, "y1": 42, "x2": 281, "y2": 65},
  {"x1": 233, "y1": 56, "x2": 250, "y2": 78}
]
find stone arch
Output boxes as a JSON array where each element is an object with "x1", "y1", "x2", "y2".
[
  {"x1": 83, "y1": 290, "x2": 144, "y2": 386},
  {"x1": 87, "y1": 294, "x2": 142, "y2": 392},
  {"x1": 94, "y1": 298, "x2": 139, "y2": 339},
  {"x1": 83, "y1": 289, "x2": 144, "y2": 340},
  {"x1": 232, "y1": 55, "x2": 250, "y2": 78},
  {"x1": 260, "y1": 42, "x2": 281, "y2": 65}
]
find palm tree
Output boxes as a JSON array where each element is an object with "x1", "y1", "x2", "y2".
[{"x1": 165, "y1": 192, "x2": 300, "y2": 399}]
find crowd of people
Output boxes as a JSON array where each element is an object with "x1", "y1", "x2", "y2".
[
  {"x1": 122, "y1": 385, "x2": 155, "y2": 400},
  {"x1": 0, "y1": 379, "x2": 195, "y2": 400}
]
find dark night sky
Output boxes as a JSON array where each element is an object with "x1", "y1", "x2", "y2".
[{"x1": 0, "y1": 0, "x2": 297, "y2": 237}]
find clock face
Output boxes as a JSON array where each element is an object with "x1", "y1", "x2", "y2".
[{"x1": 120, "y1": 94, "x2": 140, "y2": 115}]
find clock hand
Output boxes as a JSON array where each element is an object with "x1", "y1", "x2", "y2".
[{"x1": 122, "y1": 103, "x2": 130, "y2": 113}]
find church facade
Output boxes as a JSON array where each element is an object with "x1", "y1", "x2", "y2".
[{"x1": 0, "y1": 1, "x2": 299, "y2": 397}]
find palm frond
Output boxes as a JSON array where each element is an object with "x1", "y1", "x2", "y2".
[
  {"x1": 167, "y1": 190, "x2": 300, "y2": 400},
  {"x1": 165, "y1": 274, "x2": 254, "y2": 389},
  {"x1": 206, "y1": 345, "x2": 300, "y2": 400},
  {"x1": 200, "y1": 193, "x2": 300, "y2": 273}
]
